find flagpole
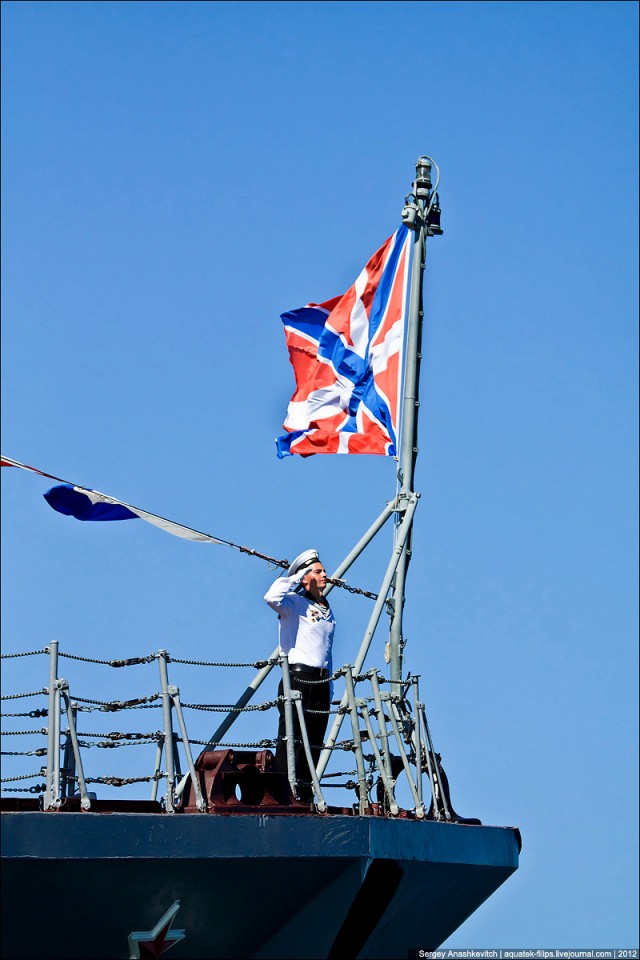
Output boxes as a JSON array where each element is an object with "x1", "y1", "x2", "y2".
[{"x1": 388, "y1": 157, "x2": 442, "y2": 690}]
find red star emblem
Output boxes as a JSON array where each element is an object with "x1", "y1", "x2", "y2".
[{"x1": 128, "y1": 900, "x2": 185, "y2": 959}]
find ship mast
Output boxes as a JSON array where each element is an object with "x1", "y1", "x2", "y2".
[
  {"x1": 199, "y1": 157, "x2": 443, "y2": 784},
  {"x1": 388, "y1": 156, "x2": 443, "y2": 690}
]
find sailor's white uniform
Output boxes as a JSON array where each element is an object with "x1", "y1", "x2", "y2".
[
  {"x1": 264, "y1": 572, "x2": 335, "y2": 671},
  {"x1": 264, "y1": 567, "x2": 335, "y2": 802}
]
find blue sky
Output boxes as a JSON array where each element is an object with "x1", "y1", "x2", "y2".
[{"x1": 2, "y1": 0, "x2": 638, "y2": 950}]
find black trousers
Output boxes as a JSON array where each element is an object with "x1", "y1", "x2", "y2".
[{"x1": 276, "y1": 672, "x2": 330, "y2": 802}]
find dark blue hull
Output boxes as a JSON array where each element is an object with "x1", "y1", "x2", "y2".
[{"x1": 1, "y1": 808, "x2": 520, "y2": 958}]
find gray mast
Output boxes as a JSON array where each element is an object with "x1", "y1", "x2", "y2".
[
  {"x1": 200, "y1": 157, "x2": 443, "y2": 767},
  {"x1": 388, "y1": 157, "x2": 443, "y2": 689}
]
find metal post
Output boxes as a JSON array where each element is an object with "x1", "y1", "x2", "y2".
[
  {"x1": 368, "y1": 671, "x2": 393, "y2": 783},
  {"x1": 52, "y1": 677, "x2": 62, "y2": 807},
  {"x1": 420, "y1": 703, "x2": 451, "y2": 820},
  {"x1": 343, "y1": 666, "x2": 369, "y2": 814},
  {"x1": 388, "y1": 237, "x2": 425, "y2": 688},
  {"x1": 279, "y1": 655, "x2": 298, "y2": 796},
  {"x1": 59, "y1": 685, "x2": 91, "y2": 810},
  {"x1": 169, "y1": 687, "x2": 206, "y2": 812},
  {"x1": 44, "y1": 641, "x2": 60, "y2": 810},
  {"x1": 387, "y1": 538, "x2": 411, "y2": 695},
  {"x1": 357, "y1": 690, "x2": 398, "y2": 816},
  {"x1": 151, "y1": 739, "x2": 163, "y2": 803},
  {"x1": 157, "y1": 650, "x2": 176, "y2": 813},
  {"x1": 316, "y1": 494, "x2": 419, "y2": 780},
  {"x1": 388, "y1": 156, "x2": 439, "y2": 691},
  {"x1": 411, "y1": 676, "x2": 423, "y2": 809},
  {"x1": 173, "y1": 734, "x2": 183, "y2": 779},
  {"x1": 382, "y1": 691, "x2": 425, "y2": 818},
  {"x1": 60, "y1": 717, "x2": 73, "y2": 800},
  {"x1": 292, "y1": 693, "x2": 327, "y2": 812},
  {"x1": 417, "y1": 704, "x2": 439, "y2": 819}
]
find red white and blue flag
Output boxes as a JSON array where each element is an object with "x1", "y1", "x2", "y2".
[{"x1": 276, "y1": 224, "x2": 413, "y2": 458}]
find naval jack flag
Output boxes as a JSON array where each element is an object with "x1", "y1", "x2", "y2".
[{"x1": 276, "y1": 225, "x2": 413, "y2": 458}]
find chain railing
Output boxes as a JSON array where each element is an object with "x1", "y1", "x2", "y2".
[{"x1": 1, "y1": 641, "x2": 453, "y2": 820}]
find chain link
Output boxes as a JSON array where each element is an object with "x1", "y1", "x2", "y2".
[
  {"x1": 83, "y1": 772, "x2": 165, "y2": 787},
  {"x1": 70, "y1": 702, "x2": 160, "y2": 713},
  {"x1": 167, "y1": 656, "x2": 279, "y2": 668},
  {"x1": 1, "y1": 689, "x2": 47, "y2": 701},
  {"x1": 2, "y1": 784, "x2": 46, "y2": 793},
  {"x1": 70, "y1": 693, "x2": 161, "y2": 711},
  {"x1": 95, "y1": 738, "x2": 155, "y2": 749},
  {"x1": 1, "y1": 770, "x2": 45, "y2": 783},
  {"x1": 1, "y1": 728, "x2": 48, "y2": 736},
  {"x1": 181, "y1": 698, "x2": 280, "y2": 713},
  {"x1": 58, "y1": 651, "x2": 157, "y2": 668},
  {"x1": 326, "y1": 578, "x2": 379, "y2": 600},
  {"x1": 77, "y1": 730, "x2": 162, "y2": 741},
  {"x1": 0, "y1": 649, "x2": 47, "y2": 659},
  {"x1": 322, "y1": 769, "x2": 358, "y2": 778},
  {"x1": 286, "y1": 674, "x2": 338, "y2": 685},
  {"x1": 0, "y1": 708, "x2": 48, "y2": 718}
]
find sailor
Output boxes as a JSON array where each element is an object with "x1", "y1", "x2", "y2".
[{"x1": 264, "y1": 549, "x2": 335, "y2": 803}]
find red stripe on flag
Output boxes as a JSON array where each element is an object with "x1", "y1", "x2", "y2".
[{"x1": 284, "y1": 332, "x2": 336, "y2": 400}]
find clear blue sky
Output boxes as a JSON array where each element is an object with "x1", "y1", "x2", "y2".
[{"x1": 2, "y1": 0, "x2": 638, "y2": 949}]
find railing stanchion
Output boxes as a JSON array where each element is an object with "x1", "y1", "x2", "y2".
[
  {"x1": 343, "y1": 666, "x2": 369, "y2": 814},
  {"x1": 169, "y1": 686, "x2": 206, "y2": 812},
  {"x1": 357, "y1": 690, "x2": 398, "y2": 816},
  {"x1": 420, "y1": 702, "x2": 451, "y2": 820},
  {"x1": 59, "y1": 683, "x2": 91, "y2": 810},
  {"x1": 151, "y1": 739, "x2": 163, "y2": 802},
  {"x1": 44, "y1": 641, "x2": 60, "y2": 810},
  {"x1": 383, "y1": 691, "x2": 425, "y2": 817},
  {"x1": 369, "y1": 670, "x2": 393, "y2": 783},
  {"x1": 292, "y1": 692, "x2": 327, "y2": 812},
  {"x1": 279, "y1": 655, "x2": 298, "y2": 797},
  {"x1": 157, "y1": 650, "x2": 176, "y2": 812},
  {"x1": 412, "y1": 676, "x2": 424, "y2": 810}
]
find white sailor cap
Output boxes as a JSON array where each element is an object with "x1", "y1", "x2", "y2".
[{"x1": 287, "y1": 548, "x2": 320, "y2": 578}]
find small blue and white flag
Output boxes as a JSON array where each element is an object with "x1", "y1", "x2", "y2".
[
  {"x1": 1, "y1": 456, "x2": 221, "y2": 543},
  {"x1": 43, "y1": 485, "x2": 140, "y2": 522}
]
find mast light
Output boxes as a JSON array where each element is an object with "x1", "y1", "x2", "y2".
[{"x1": 414, "y1": 156, "x2": 432, "y2": 198}]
